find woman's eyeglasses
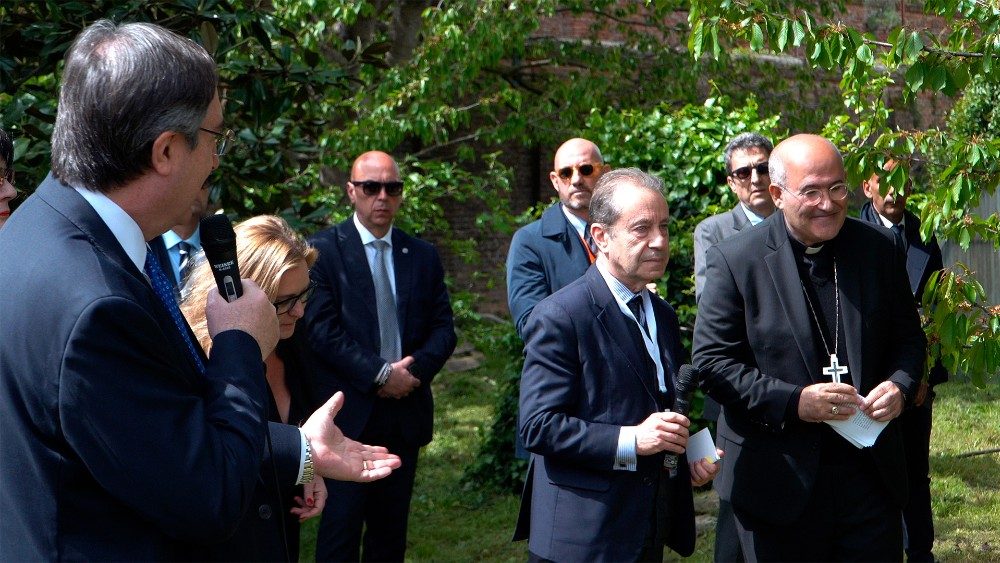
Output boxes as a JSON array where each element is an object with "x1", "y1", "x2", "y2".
[
  {"x1": 273, "y1": 280, "x2": 317, "y2": 315},
  {"x1": 730, "y1": 162, "x2": 769, "y2": 180}
]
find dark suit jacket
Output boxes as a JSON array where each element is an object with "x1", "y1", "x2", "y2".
[
  {"x1": 206, "y1": 335, "x2": 318, "y2": 563},
  {"x1": 859, "y1": 203, "x2": 948, "y2": 387},
  {"x1": 506, "y1": 202, "x2": 591, "y2": 339},
  {"x1": 692, "y1": 212, "x2": 926, "y2": 526},
  {"x1": 514, "y1": 266, "x2": 696, "y2": 561},
  {"x1": 0, "y1": 175, "x2": 302, "y2": 561},
  {"x1": 693, "y1": 204, "x2": 752, "y2": 300},
  {"x1": 302, "y1": 219, "x2": 456, "y2": 446}
]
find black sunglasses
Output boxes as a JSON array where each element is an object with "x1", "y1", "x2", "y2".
[
  {"x1": 351, "y1": 180, "x2": 404, "y2": 197},
  {"x1": 273, "y1": 280, "x2": 316, "y2": 315},
  {"x1": 730, "y1": 162, "x2": 769, "y2": 180},
  {"x1": 556, "y1": 163, "x2": 601, "y2": 180}
]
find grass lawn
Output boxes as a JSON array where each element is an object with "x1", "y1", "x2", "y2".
[{"x1": 300, "y1": 352, "x2": 1000, "y2": 561}]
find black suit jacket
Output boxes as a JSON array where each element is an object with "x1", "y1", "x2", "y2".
[
  {"x1": 506, "y1": 202, "x2": 592, "y2": 339},
  {"x1": 693, "y1": 212, "x2": 926, "y2": 526},
  {"x1": 859, "y1": 202, "x2": 948, "y2": 386},
  {"x1": 302, "y1": 219, "x2": 456, "y2": 446},
  {"x1": 0, "y1": 175, "x2": 302, "y2": 561},
  {"x1": 514, "y1": 266, "x2": 696, "y2": 561}
]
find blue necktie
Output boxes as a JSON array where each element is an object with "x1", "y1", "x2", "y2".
[{"x1": 144, "y1": 249, "x2": 206, "y2": 374}]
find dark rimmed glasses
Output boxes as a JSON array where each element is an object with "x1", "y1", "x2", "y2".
[
  {"x1": 785, "y1": 183, "x2": 851, "y2": 206},
  {"x1": 351, "y1": 180, "x2": 405, "y2": 197},
  {"x1": 273, "y1": 280, "x2": 316, "y2": 315},
  {"x1": 555, "y1": 162, "x2": 603, "y2": 181},
  {"x1": 730, "y1": 162, "x2": 769, "y2": 180},
  {"x1": 199, "y1": 127, "x2": 237, "y2": 157}
]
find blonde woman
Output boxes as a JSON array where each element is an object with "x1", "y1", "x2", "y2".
[{"x1": 182, "y1": 215, "x2": 324, "y2": 562}]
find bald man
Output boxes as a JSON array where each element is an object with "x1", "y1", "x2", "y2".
[
  {"x1": 303, "y1": 151, "x2": 457, "y2": 562},
  {"x1": 694, "y1": 135, "x2": 925, "y2": 561},
  {"x1": 506, "y1": 138, "x2": 608, "y2": 339}
]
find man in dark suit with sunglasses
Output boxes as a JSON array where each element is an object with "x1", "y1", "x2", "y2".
[
  {"x1": 506, "y1": 138, "x2": 608, "y2": 340},
  {"x1": 303, "y1": 150, "x2": 457, "y2": 562}
]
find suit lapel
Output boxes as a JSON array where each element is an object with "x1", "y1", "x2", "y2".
[
  {"x1": 391, "y1": 228, "x2": 411, "y2": 337},
  {"x1": 730, "y1": 205, "x2": 751, "y2": 233},
  {"x1": 338, "y1": 222, "x2": 378, "y2": 318},
  {"x1": 586, "y1": 268, "x2": 658, "y2": 403},
  {"x1": 652, "y1": 300, "x2": 678, "y2": 401},
  {"x1": 37, "y1": 177, "x2": 204, "y2": 381},
  {"x1": 836, "y1": 226, "x2": 864, "y2": 389},
  {"x1": 904, "y1": 220, "x2": 931, "y2": 297},
  {"x1": 764, "y1": 213, "x2": 822, "y2": 383}
]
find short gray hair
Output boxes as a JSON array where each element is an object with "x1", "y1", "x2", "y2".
[
  {"x1": 769, "y1": 157, "x2": 787, "y2": 189},
  {"x1": 590, "y1": 168, "x2": 665, "y2": 228},
  {"x1": 724, "y1": 132, "x2": 772, "y2": 175},
  {"x1": 51, "y1": 20, "x2": 218, "y2": 193}
]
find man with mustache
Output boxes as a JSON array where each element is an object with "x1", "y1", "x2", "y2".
[
  {"x1": 506, "y1": 138, "x2": 608, "y2": 340},
  {"x1": 860, "y1": 159, "x2": 946, "y2": 562},
  {"x1": 694, "y1": 133, "x2": 775, "y2": 300},
  {"x1": 303, "y1": 151, "x2": 457, "y2": 562},
  {"x1": 514, "y1": 168, "x2": 720, "y2": 561},
  {"x1": 694, "y1": 135, "x2": 926, "y2": 561}
]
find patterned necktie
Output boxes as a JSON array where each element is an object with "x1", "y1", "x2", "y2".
[
  {"x1": 371, "y1": 240, "x2": 401, "y2": 362},
  {"x1": 144, "y1": 249, "x2": 205, "y2": 374},
  {"x1": 177, "y1": 241, "x2": 194, "y2": 285},
  {"x1": 583, "y1": 224, "x2": 598, "y2": 264}
]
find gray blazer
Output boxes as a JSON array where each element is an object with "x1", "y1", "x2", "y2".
[{"x1": 693, "y1": 204, "x2": 751, "y2": 299}]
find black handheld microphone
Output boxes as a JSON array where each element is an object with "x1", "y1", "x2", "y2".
[
  {"x1": 199, "y1": 214, "x2": 243, "y2": 302},
  {"x1": 663, "y1": 363, "x2": 699, "y2": 475}
]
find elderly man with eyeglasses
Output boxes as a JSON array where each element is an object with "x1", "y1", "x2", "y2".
[
  {"x1": 302, "y1": 150, "x2": 457, "y2": 562},
  {"x1": 693, "y1": 134, "x2": 926, "y2": 561},
  {"x1": 506, "y1": 137, "x2": 610, "y2": 340}
]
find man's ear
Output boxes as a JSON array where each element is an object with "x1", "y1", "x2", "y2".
[
  {"x1": 150, "y1": 131, "x2": 178, "y2": 176},
  {"x1": 346, "y1": 182, "x2": 357, "y2": 205},
  {"x1": 861, "y1": 178, "x2": 875, "y2": 199},
  {"x1": 549, "y1": 171, "x2": 560, "y2": 192},
  {"x1": 768, "y1": 184, "x2": 784, "y2": 209},
  {"x1": 591, "y1": 222, "x2": 609, "y2": 252}
]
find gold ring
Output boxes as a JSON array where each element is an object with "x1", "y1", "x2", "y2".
[{"x1": 831, "y1": 405, "x2": 840, "y2": 415}]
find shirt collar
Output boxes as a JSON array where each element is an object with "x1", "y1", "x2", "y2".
[
  {"x1": 353, "y1": 213, "x2": 393, "y2": 246},
  {"x1": 73, "y1": 186, "x2": 146, "y2": 271},
  {"x1": 560, "y1": 204, "x2": 588, "y2": 238},
  {"x1": 739, "y1": 202, "x2": 765, "y2": 226},
  {"x1": 161, "y1": 227, "x2": 201, "y2": 250},
  {"x1": 876, "y1": 210, "x2": 904, "y2": 229},
  {"x1": 596, "y1": 260, "x2": 646, "y2": 309}
]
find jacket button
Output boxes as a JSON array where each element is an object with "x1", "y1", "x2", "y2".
[{"x1": 258, "y1": 504, "x2": 272, "y2": 520}]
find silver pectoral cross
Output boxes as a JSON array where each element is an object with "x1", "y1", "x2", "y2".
[{"x1": 823, "y1": 353, "x2": 849, "y2": 384}]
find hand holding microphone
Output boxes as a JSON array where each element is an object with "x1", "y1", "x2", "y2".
[
  {"x1": 201, "y1": 214, "x2": 279, "y2": 359},
  {"x1": 663, "y1": 364, "x2": 699, "y2": 476}
]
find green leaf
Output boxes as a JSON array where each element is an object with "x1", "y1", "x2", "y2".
[
  {"x1": 857, "y1": 43, "x2": 874, "y2": 66},
  {"x1": 778, "y1": 19, "x2": 790, "y2": 52},
  {"x1": 751, "y1": 23, "x2": 764, "y2": 52},
  {"x1": 906, "y1": 31, "x2": 924, "y2": 62},
  {"x1": 792, "y1": 21, "x2": 806, "y2": 47}
]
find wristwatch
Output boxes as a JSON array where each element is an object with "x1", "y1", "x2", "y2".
[{"x1": 301, "y1": 437, "x2": 315, "y2": 484}]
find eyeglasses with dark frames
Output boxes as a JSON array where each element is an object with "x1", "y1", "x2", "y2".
[
  {"x1": 784, "y1": 183, "x2": 851, "y2": 206},
  {"x1": 350, "y1": 180, "x2": 405, "y2": 197},
  {"x1": 273, "y1": 280, "x2": 317, "y2": 315},
  {"x1": 730, "y1": 162, "x2": 769, "y2": 180},
  {"x1": 556, "y1": 162, "x2": 603, "y2": 181},
  {"x1": 199, "y1": 127, "x2": 237, "y2": 156}
]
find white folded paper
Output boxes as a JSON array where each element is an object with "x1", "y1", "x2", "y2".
[
  {"x1": 686, "y1": 427, "x2": 721, "y2": 464},
  {"x1": 824, "y1": 410, "x2": 888, "y2": 448}
]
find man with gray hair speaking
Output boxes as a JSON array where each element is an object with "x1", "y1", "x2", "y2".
[{"x1": 0, "y1": 20, "x2": 399, "y2": 561}]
